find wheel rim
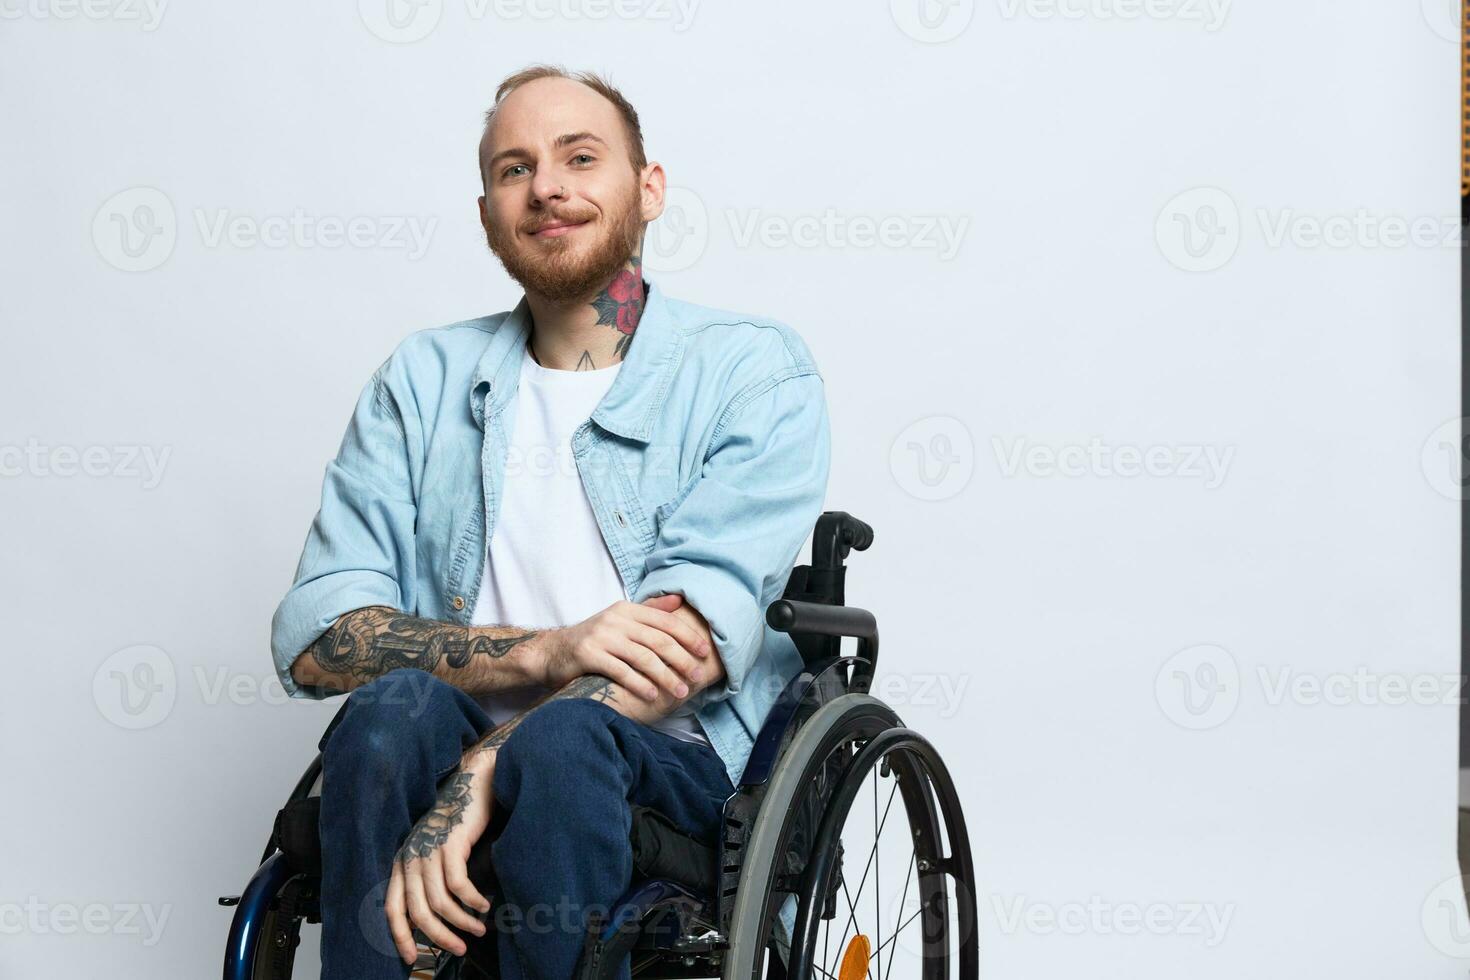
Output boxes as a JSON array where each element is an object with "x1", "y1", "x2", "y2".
[
  {"x1": 725, "y1": 694, "x2": 977, "y2": 980},
  {"x1": 788, "y1": 728, "x2": 976, "y2": 980}
]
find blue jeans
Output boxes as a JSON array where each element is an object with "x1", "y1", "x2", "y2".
[{"x1": 316, "y1": 668, "x2": 737, "y2": 980}]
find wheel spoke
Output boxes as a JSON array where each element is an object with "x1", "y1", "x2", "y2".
[
  {"x1": 883, "y1": 850, "x2": 918, "y2": 980},
  {"x1": 872, "y1": 769, "x2": 880, "y2": 980},
  {"x1": 868, "y1": 902, "x2": 929, "y2": 968},
  {"x1": 846, "y1": 775, "x2": 900, "y2": 940},
  {"x1": 823, "y1": 905, "x2": 831, "y2": 980},
  {"x1": 826, "y1": 761, "x2": 903, "y2": 980},
  {"x1": 831, "y1": 868, "x2": 862, "y2": 972}
]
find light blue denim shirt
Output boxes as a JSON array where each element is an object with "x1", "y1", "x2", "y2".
[{"x1": 270, "y1": 277, "x2": 832, "y2": 788}]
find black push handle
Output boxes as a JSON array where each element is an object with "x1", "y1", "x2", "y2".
[{"x1": 812, "y1": 511, "x2": 873, "y2": 570}]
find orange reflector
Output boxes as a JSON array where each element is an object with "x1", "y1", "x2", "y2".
[{"x1": 839, "y1": 934, "x2": 871, "y2": 980}]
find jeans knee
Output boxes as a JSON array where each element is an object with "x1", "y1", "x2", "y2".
[
  {"x1": 322, "y1": 669, "x2": 457, "y2": 782},
  {"x1": 495, "y1": 698, "x2": 617, "y2": 778},
  {"x1": 347, "y1": 668, "x2": 453, "y2": 724}
]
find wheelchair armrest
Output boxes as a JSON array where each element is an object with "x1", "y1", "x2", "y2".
[
  {"x1": 765, "y1": 599, "x2": 877, "y2": 645},
  {"x1": 766, "y1": 598, "x2": 879, "y2": 686}
]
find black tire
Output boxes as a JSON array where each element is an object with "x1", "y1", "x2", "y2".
[{"x1": 723, "y1": 694, "x2": 977, "y2": 979}]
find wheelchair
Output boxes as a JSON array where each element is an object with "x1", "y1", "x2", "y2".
[{"x1": 222, "y1": 511, "x2": 978, "y2": 979}]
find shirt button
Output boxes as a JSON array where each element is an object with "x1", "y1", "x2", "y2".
[{"x1": 452, "y1": 596, "x2": 465, "y2": 610}]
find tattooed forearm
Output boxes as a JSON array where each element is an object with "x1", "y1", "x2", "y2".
[
  {"x1": 394, "y1": 677, "x2": 619, "y2": 867},
  {"x1": 395, "y1": 771, "x2": 476, "y2": 865},
  {"x1": 298, "y1": 606, "x2": 542, "y2": 694},
  {"x1": 465, "y1": 674, "x2": 619, "y2": 764}
]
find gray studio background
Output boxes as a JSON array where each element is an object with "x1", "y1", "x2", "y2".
[{"x1": 0, "y1": 2, "x2": 1460, "y2": 977}]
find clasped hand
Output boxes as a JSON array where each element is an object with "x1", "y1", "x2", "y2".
[{"x1": 383, "y1": 593, "x2": 713, "y2": 963}]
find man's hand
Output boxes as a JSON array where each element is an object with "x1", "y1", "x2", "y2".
[
  {"x1": 537, "y1": 595, "x2": 712, "y2": 702},
  {"x1": 384, "y1": 755, "x2": 497, "y2": 962},
  {"x1": 382, "y1": 594, "x2": 722, "y2": 962}
]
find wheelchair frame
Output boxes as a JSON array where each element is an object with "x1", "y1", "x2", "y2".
[{"x1": 221, "y1": 511, "x2": 978, "y2": 980}]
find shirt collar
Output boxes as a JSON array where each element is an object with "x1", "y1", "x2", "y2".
[{"x1": 470, "y1": 276, "x2": 680, "y2": 444}]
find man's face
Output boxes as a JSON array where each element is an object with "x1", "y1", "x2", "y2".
[{"x1": 478, "y1": 77, "x2": 659, "y2": 303}]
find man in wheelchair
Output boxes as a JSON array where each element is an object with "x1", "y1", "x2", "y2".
[{"x1": 266, "y1": 64, "x2": 832, "y2": 978}]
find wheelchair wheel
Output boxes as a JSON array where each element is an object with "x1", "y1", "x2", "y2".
[{"x1": 724, "y1": 693, "x2": 977, "y2": 979}]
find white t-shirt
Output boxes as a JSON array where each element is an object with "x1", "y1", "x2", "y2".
[{"x1": 470, "y1": 347, "x2": 709, "y2": 747}]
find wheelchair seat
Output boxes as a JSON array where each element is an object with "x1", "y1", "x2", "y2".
[
  {"x1": 264, "y1": 794, "x2": 719, "y2": 908},
  {"x1": 222, "y1": 510, "x2": 979, "y2": 980}
]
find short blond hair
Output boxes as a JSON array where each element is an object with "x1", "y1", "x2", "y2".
[{"x1": 480, "y1": 64, "x2": 647, "y2": 188}]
